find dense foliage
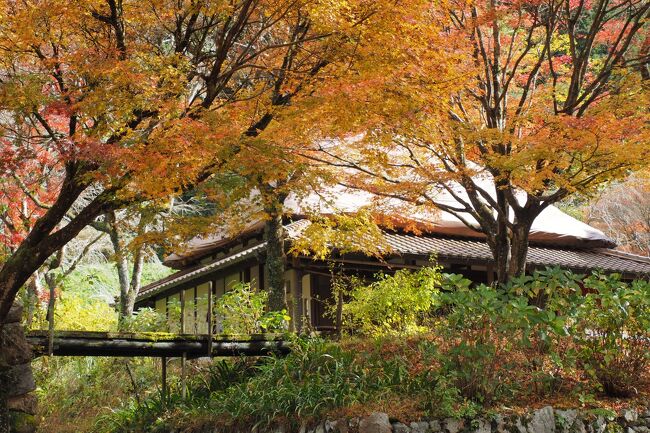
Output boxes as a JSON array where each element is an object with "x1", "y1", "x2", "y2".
[
  {"x1": 24, "y1": 263, "x2": 171, "y2": 332},
  {"x1": 305, "y1": 0, "x2": 650, "y2": 282},
  {"x1": 92, "y1": 268, "x2": 649, "y2": 433},
  {"x1": 214, "y1": 282, "x2": 291, "y2": 334},
  {"x1": 341, "y1": 267, "x2": 442, "y2": 335},
  {"x1": 29, "y1": 263, "x2": 172, "y2": 431}
]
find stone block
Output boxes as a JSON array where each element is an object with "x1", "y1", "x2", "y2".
[
  {"x1": 394, "y1": 422, "x2": 411, "y2": 433},
  {"x1": 360, "y1": 413, "x2": 392, "y2": 433},
  {"x1": 0, "y1": 323, "x2": 33, "y2": 368},
  {"x1": 574, "y1": 417, "x2": 587, "y2": 433},
  {"x1": 591, "y1": 417, "x2": 607, "y2": 433},
  {"x1": 328, "y1": 419, "x2": 348, "y2": 433},
  {"x1": 3, "y1": 363, "x2": 36, "y2": 397},
  {"x1": 473, "y1": 419, "x2": 490, "y2": 433},
  {"x1": 528, "y1": 407, "x2": 555, "y2": 433},
  {"x1": 492, "y1": 415, "x2": 507, "y2": 433},
  {"x1": 444, "y1": 419, "x2": 465, "y2": 433},
  {"x1": 515, "y1": 418, "x2": 529, "y2": 433},
  {"x1": 325, "y1": 420, "x2": 336, "y2": 433},
  {"x1": 410, "y1": 421, "x2": 429, "y2": 433},
  {"x1": 7, "y1": 393, "x2": 37, "y2": 414},
  {"x1": 556, "y1": 410, "x2": 580, "y2": 433},
  {"x1": 622, "y1": 411, "x2": 638, "y2": 424},
  {"x1": 429, "y1": 420, "x2": 441, "y2": 432}
]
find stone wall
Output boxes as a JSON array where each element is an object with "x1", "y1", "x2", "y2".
[
  {"x1": 281, "y1": 407, "x2": 650, "y2": 433},
  {"x1": 0, "y1": 300, "x2": 37, "y2": 433}
]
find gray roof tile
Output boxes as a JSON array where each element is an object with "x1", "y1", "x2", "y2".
[{"x1": 138, "y1": 220, "x2": 650, "y2": 302}]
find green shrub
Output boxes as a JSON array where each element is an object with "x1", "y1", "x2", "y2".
[
  {"x1": 120, "y1": 307, "x2": 169, "y2": 332},
  {"x1": 342, "y1": 267, "x2": 443, "y2": 335},
  {"x1": 434, "y1": 284, "x2": 568, "y2": 404},
  {"x1": 572, "y1": 273, "x2": 650, "y2": 397},
  {"x1": 31, "y1": 292, "x2": 118, "y2": 332},
  {"x1": 66, "y1": 267, "x2": 650, "y2": 432},
  {"x1": 36, "y1": 356, "x2": 161, "y2": 433},
  {"x1": 215, "y1": 282, "x2": 290, "y2": 334},
  {"x1": 210, "y1": 339, "x2": 370, "y2": 426},
  {"x1": 506, "y1": 267, "x2": 584, "y2": 309}
]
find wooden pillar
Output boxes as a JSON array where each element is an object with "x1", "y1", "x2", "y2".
[
  {"x1": 179, "y1": 289, "x2": 187, "y2": 400},
  {"x1": 295, "y1": 268, "x2": 303, "y2": 333},
  {"x1": 194, "y1": 286, "x2": 198, "y2": 334},
  {"x1": 181, "y1": 352, "x2": 187, "y2": 400},
  {"x1": 161, "y1": 357, "x2": 167, "y2": 401},
  {"x1": 180, "y1": 289, "x2": 185, "y2": 334},
  {"x1": 487, "y1": 264, "x2": 495, "y2": 286},
  {"x1": 207, "y1": 281, "x2": 213, "y2": 357}
]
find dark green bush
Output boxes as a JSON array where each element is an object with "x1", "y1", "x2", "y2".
[
  {"x1": 434, "y1": 283, "x2": 569, "y2": 404},
  {"x1": 94, "y1": 268, "x2": 650, "y2": 432},
  {"x1": 572, "y1": 274, "x2": 650, "y2": 397}
]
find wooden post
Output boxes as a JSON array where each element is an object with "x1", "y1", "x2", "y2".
[
  {"x1": 161, "y1": 356, "x2": 167, "y2": 401},
  {"x1": 487, "y1": 264, "x2": 495, "y2": 286},
  {"x1": 181, "y1": 352, "x2": 187, "y2": 400},
  {"x1": 207, "y1": 281, "x2": 213, "y2": 357},
  {"x1": 47, "y1": 283, "x2": 56, "y2": 356},
  {"x1": 180, "y1": 289, "x2": 185, "y2": 334},
  {"x1": 180, "y1": 290, "x2": 187, "y2": 400},
  {"x1": 193, "y1": 286, "x2": 198, "y2": 335}
]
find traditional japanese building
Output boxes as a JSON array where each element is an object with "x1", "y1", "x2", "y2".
[{"x1": 135, "y1": 187, "x2": 650, "y2": 333}]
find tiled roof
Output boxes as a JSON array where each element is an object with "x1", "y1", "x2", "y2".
[
  {"x1": 138, "y1": 219, "x2": 650, "y2": 302},
  {"x1": 161, "y1": 184, "x2": 617, "y2": 268},
  {"x1": 137, "y1": 220, "x2": 314, "y2": 301},
  {"x1": 137, "y1": 242, "x2": 267, "y2": 301},
  {"x1": 383, "y1": 232, "x2": 650, "y2": 276}
]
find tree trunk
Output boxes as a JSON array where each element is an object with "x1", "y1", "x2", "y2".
[
  {"x1": 44, "y1": 249, "x2": 65, "y2": 355},
  {"x1": 124, "y1": 246, "x2": 144, "y2": 321},
  {"x1": 492, "y1": 187, "x2": 512, "y2": 285},
  {"x1": 264, "y1": 213, "x2": 287, "y2": 311},
  {"x1": 492, "y1": 236, "x2": 511, "y2": 285},
  {"x1": 0, "y1": 300, "x2": 37, "y2": 433},
  {"x1": 106, "y1": 212, "x2": 133, "y2": 329},
  {"x1": 45, "y1": 275, "x2": 56, "y2": 356},
  {"x1": 508, "y1": 222, "x2": 532, "y2": 279},
  {"x1": 0, "y1": 176, "x2": 118, "y2": 322},
  {"x1": 106, "y1": 212, "x2": 146, "y2": 330},
  {"x1": 25, "y1": 272, "x2": 42, "y2": 329}
]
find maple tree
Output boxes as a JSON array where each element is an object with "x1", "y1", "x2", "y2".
[
  {"x1": 304, "y1": 0, "x2": 650, "y2": 282},
  {"x1": 0, "y1": 0, "x2": 398, "y2": 324}
]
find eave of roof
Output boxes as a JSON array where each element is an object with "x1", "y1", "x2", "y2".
[
  {"x1": 384, "y1": 232, "x2": 650, "y2": 275},
  {"x1": 136, "y1": 242, "x2": 267, "y2": 302},
  {"x1": 161, "y1": 185, "x2": 616, "y2": 268},
  {"x1": 137, "y1": 220, "x2": 650, "y2": 304}
]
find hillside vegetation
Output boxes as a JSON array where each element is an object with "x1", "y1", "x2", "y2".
[{"x1": 33, "y1": 267, "x2": 648, "y2": 433}]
